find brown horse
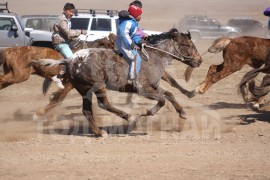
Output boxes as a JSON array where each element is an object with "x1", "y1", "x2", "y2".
[
  {"x1": 33, "y1": 29, "x2": 202, "y2": 137},
  {"x1": 193, "y1": 36, "x2": 270, "y2": 95},
  {"x1": 0, "y1": 35, "x2": 118, "y2": 90},
  {"x1": 0, "y1": 46, "x2": 63, "y2": 90}
]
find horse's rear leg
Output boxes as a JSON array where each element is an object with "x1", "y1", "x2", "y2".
[
  {"x1": 35, "y1": 82, "x2": 73, "y2": 116},
  {"x1": 194, "y1": 63, "x2": 242, "y2": 94},
  {"x1": 139, "y1": 89, "x2": 166, "y2": 117}
]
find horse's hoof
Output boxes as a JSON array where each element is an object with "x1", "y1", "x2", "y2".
[
  {"x1": 252, "y1": 103, "x2": 260, "y2": 111},
  {"x1": 194, "y1": 85, "x2": 205, "y2": 94},
  {"x1": 32, "y1": 113, "x2": 51, "y2": 126},
  {"x1": 127, "y1": 115, "x2": 140, "y2": 133},
  {"x1": 95, "y1": 130, "x2": 108, "y2": 138},
  {"x1": 180, "y1": 111, "x2": 187, "y2": 119},
  {"x1": 32, "y1": 113, "x2": 39, "y2": 121},
  {"x1": 138, "y1": 109, "x2": 149, "y2": 116},
  {"x1": 128, "y1": 115, "x2": 140, "y2": 123},
  {"x1": 186, "y1": 91, "x2": 196, "y2": 98},
  {"x1": 194, "y1": 86, "x2": 201, "y2": 94},
  {"x1": 32, "y1": 112, "x2": 46, "y2": 121},
  {"x1": 35, "y1": 108, "x2": 46, "y2": 117},
  {"x1": 101, "y1": 130, "x2": 108, "y2": 138},
  {"x1": 126, "y1": 102, "x2": 135, "y2": 108}
]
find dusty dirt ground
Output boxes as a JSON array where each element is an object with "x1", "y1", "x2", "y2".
[
  {"x1": 0, "y1": 40, "x2": 269, "y2": 180},
  {"x1": 1, "y1": 0, "x2": 270, "y2": 180}
]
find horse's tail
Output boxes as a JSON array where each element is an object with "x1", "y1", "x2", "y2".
[
  {"x1": 28, "y1": 58, "x2": 68, "y2": 96},
  {"x1": 248, "y1": 79, "x2": 270, "y2": 98},
  {"x1": 238, "y1": 65, "x2": 270, "y2": 102},
  {"x1": 38, "y1": 59, "x2": 70, "y2": 66},
  {"x1": 43, "y1": 78, "x2": 52, "y2": 96},
  {"x1": 208, "y1": 38, "x2": 231, "y2": 53},
  {"x1": 27, "y1": 58, "x2": 69, "y2": 68}
]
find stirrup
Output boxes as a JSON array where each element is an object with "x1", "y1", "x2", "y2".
[{"x1": 132, "y1": 79, "x2": 142, "y2": 92}]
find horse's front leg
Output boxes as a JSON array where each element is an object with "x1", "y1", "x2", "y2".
[
  {"x1": 139, "y1": 88, "x2": 166, "y2": 117},
  {"x1": 94, "y1": 87, "x2": 140, "y2": 122},
  {"x1": 160, "y1": 87, "x2": 187, "y2": 119},
  {"x1": 161, "y1": 71, "x2": 194, "y2": 98},
  {"x1": 0, "y1": 70, "x2": 31, "y2": 90}
]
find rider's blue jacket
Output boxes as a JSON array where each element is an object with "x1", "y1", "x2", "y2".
[{"x1": 116, "y1": 17, "x2": 143, "y2": 49}]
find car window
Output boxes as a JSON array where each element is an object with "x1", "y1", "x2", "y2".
[
  {"x1": 43, "y1": 18, "x2": 56, "y2": 31},
  {"x1": 0, "y1": 17, "x2": 13, "y2": 30},
  {"x1": 90, "y1": 18, "x2": 111, "y2": 31},
  {"x1": 186, "y1": 19, "x2": 196, "y2": 25},
  {"x1": 26, "y1": 18, "x2": 42, "y2": 30},
  {"x1": 254, "y1": 21, "x2": 263, "y2": 27},
  {"x1": 228, "y1": 20, "x2": 238, "y2": 26},
  {"x1": 197, "y1": 20, "x2": 208, "y2": 26},
  {"x1": 208, "y1": 20, "x2": 220, "y2": 26},
  {"x1": 71, "y1": 18, "x2": 90, "y2": 30}
]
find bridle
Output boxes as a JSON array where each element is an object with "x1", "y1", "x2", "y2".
[{"x1": 172, "y1": 39, "x2": 194, "y2": 61}]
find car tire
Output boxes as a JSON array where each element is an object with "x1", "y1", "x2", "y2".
[{"x1": 226, "y1": 32, "x2": 239, "y2": 38}]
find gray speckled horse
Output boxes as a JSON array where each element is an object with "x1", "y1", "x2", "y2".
[{"x1": 34, "y1": 29, "x2": 202, "y2": 137}]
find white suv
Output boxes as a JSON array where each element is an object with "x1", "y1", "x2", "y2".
[{"x1": 71, "y1": 9, "x2": 161, "y2": 41}]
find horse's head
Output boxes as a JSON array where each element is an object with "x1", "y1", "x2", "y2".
[{"x1": 169, "y1": 29, "x2": 202, "y2": 67}]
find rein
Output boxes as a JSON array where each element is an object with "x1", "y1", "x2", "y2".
[
  {"x1": 144, "y1": 44, "x2": 185, "y2": 62},
  {"x1": 200, "y1": 51, "x2": 208, "y2": 57},
  {"x1": 143, "y1": 40, "x2": 194, "y2": 62}
]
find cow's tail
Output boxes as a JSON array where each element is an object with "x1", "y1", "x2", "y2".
[{"x1": 208, "y1": 38, "x2": 232, "y2": 53}]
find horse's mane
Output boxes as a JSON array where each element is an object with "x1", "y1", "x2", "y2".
[{"x1": 146, "y1": 28, "x2": 179, "y2": 44}]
